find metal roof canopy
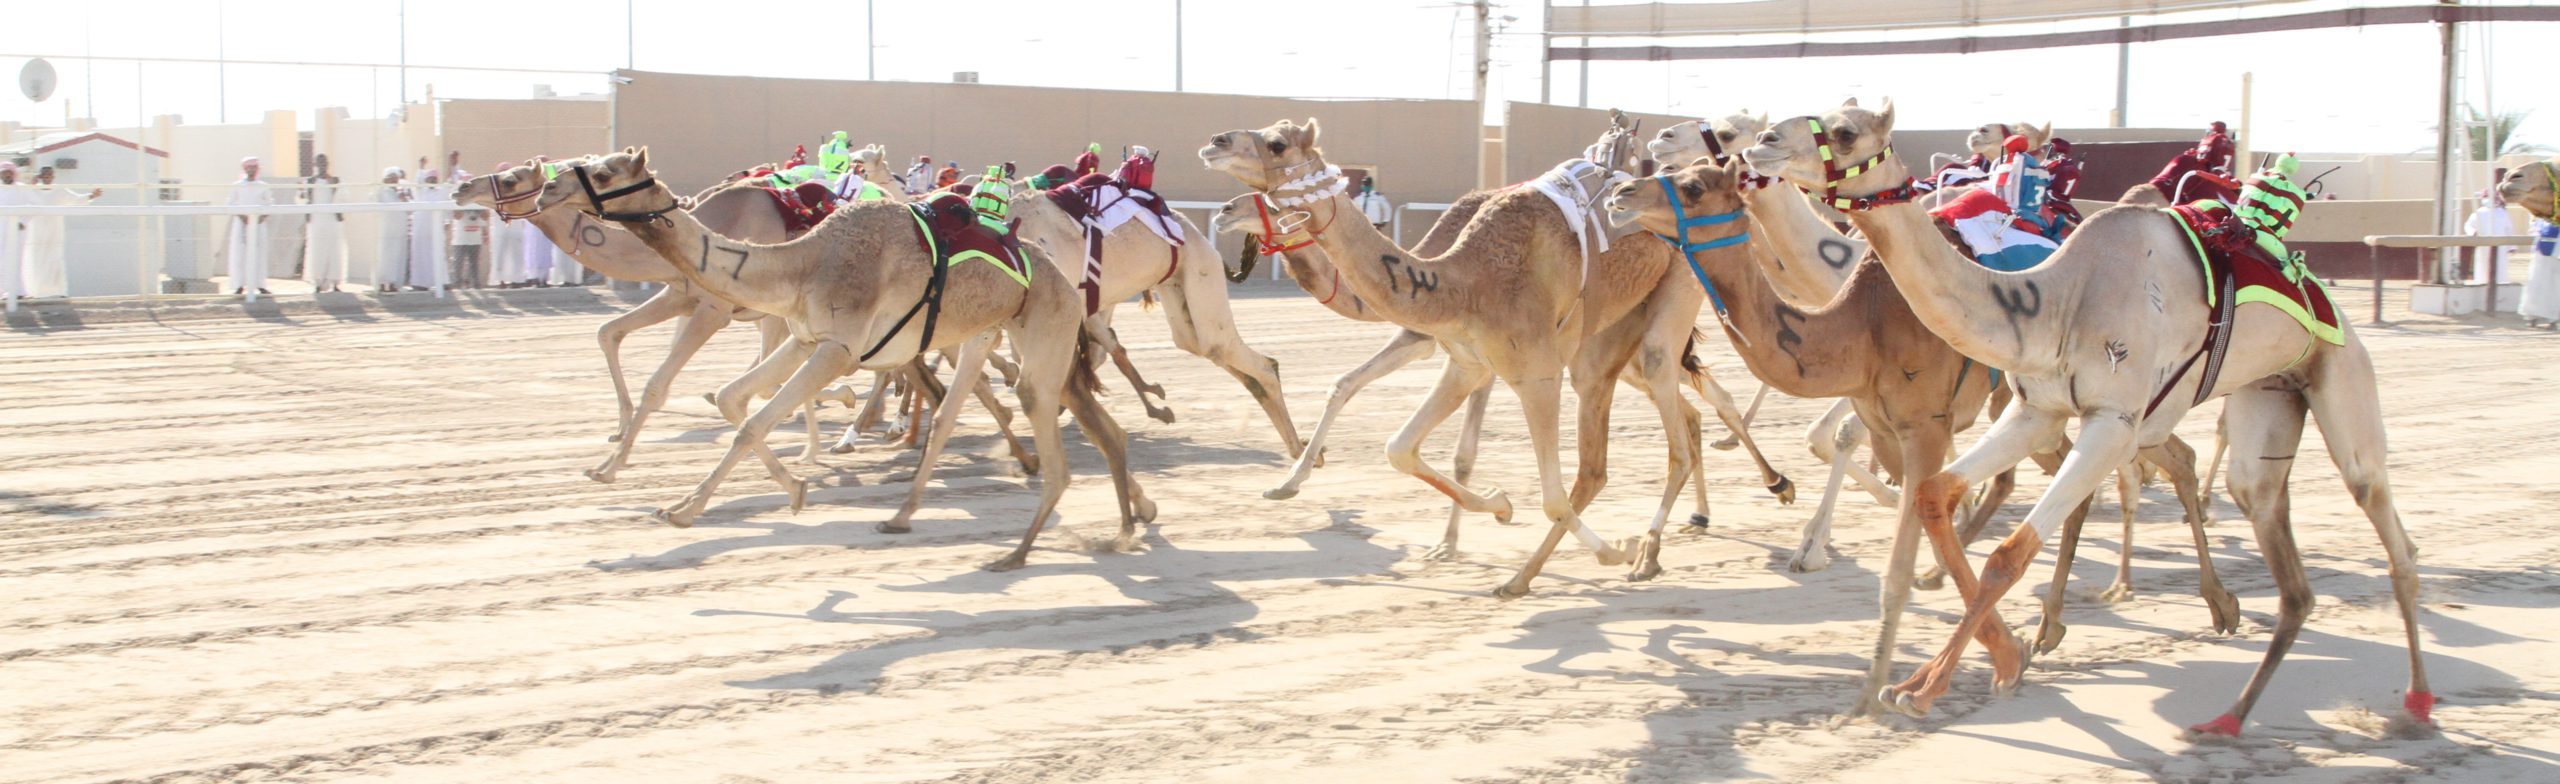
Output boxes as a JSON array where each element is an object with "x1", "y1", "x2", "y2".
[
  {"x1": 1547, "y1": 3, "x2": 2560, "y2": 60},
  {"x1": 1549, "y1": 0, "x2": 2285, "y2": 38}
]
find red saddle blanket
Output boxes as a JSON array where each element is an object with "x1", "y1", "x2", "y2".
[
  {"x1": 758, "y1": 182, "x2": 842, "y2": 235},
  {"x1": 907, "y1": 192, "x2": 1033, "y2": 284},
  {"x1": 2147, "y1": 203, "x2": 2345, "y2": 416}
]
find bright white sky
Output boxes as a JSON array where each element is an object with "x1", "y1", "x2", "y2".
[{"x1": 1, "y1": 0, "x2": 2550, "y2": 155}]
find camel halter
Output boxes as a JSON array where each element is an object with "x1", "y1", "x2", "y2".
[
  {"x1": 1804, "y1": 118, "x2": 1922, "y2": 211},
  {"x1": 1649, "y1": 174, "x2": 1750, "y2": 324},
  {"x1": 1696, "y1": 124, "x2": 1775, "y2": 191},
  {"x1": 476, "y1": 171, "x2": 545, "y2": 221},
  {"x1": 570, "y1": 162, "x2": 677, "y2": 225},
  {"x1": 1247, "y1": 154, "x2": 1346, "y2": 255},
  {"x1": 2532, "y1": 161, "x2": 2560, "y2": 221}
]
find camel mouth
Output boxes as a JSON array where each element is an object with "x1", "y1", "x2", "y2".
[
  {"x1": 1644, "y1": 138, "x2": 1688, "y2": 165},
  {"x1": 1605, "y1": 205, "x2": 1645, "y2": 229},
  {"x1": 1198, "y1": 146, "x2": 1235, "y2": 169},
  {"x1": 1738, "y1": 145, "x2": 1789, "y2": 174}
]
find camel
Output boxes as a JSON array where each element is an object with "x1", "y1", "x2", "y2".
[
  {"x1": 1648, "y1": 115, "x2": 2224, "y2": 622},
  {"x1": 1918, "y1": 121, "x2": 2052, "y2": 209},
  {"x1": 455, "y1": 162, "x2": 1032, "y2": 482},
  {"x1": 1204, "y1": 118, "x2": 1761, "y2": 593},
  {"x1": 1004, "y1": 180, "x2": 1305, "y2": 457},
  {"x1": 1214, "y1": 117, "x2": 1786, "y2": 560},
  {"x1": 542, "y1": 148, "x2": 1150, "y2": 571},
  {"x1": 1744, "y1": 101, "x2": 2431, "y2": 736}
]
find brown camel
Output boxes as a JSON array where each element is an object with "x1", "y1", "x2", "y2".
[
  {"x1": 1204, "y1": 118, "x2": 1755, "y2": 592},
  {"x1": 1746, "y1": 101, "x2": 2431, "y2": 736},
  {"x1": 542, "y1": 148, "x2": 1148, "y2": 571}
]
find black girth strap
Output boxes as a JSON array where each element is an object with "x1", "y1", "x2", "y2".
[
  {"x1": 2145, "y1": 273, "x2": 2238, "y2": 419},
  {"x1": 858, "y1": 204, "x2": 955, "y2": 363},
  {"x1": 573, "y1": 164, "x2": 677, "y2": 224}
]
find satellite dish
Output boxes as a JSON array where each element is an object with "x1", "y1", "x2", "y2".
[{"x1": 21, "y1": 58, "x2": 57, "y2": 102}]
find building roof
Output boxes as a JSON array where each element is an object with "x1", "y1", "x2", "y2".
[{"x1": 0, "y1": 131, "x2": 171, "y2": 159}]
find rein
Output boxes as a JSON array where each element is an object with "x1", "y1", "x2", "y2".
[
  {"x1": 1649, "y1": 174, "x2": 1750, "y2": 325},
  {"x1": 1248, "y1": 190, "x2": 1336, "y2": 255},
  {"x1": 1804, "y1": 117, "x2": 1922, "y2": 211},
  {"x1": 571, "y1": 163, "x2": 678, "y2": 225},
  {"x1": 478, "y1": 172, "x2": 545, "y2": 221}
]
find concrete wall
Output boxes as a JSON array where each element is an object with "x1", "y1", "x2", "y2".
[
  {"x1": 609, "y1": 70, "x2": 1482, "y2": 205},
  {"x1": 441, "y1": 97, "x2": 611, "y2": 174}
]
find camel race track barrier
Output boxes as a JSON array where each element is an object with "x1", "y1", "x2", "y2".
[
  {"x1": 0, "y1": 200, "x2": 494, "y2": 312},
  {"x1": 2363, "y1": 233, "x2": 2535, "y2": 323}
]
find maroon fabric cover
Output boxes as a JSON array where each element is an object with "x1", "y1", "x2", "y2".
[
  {"x1": 758, "y1": 185, "x2": 839, "y2": 235},
  {"x1": 1111, "y1": 155, "x2": 1156, "y2": 190},
  {"x1": 2165, "y1": 203, "x2": 2339, "y2": 336},
  {"x1": 1072, "y1": 150, "x2": 1103, "y2": 177},
  {"x1": 910, "y1": 193, "x2": 1031, "y2": 282},
  {"x1": 2149, "y1": 150, "x2": 2240, "y2": 204}
]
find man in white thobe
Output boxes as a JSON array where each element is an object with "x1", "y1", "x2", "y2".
[
  {"x1": 407, "y1": 171, "x2": 450, "y2": 291},
  {"x1": 2467, "y1": 177, "x2": 2518, "y2": 286},
  {"x1": 25, "y1": 167, "x2": 101, "y2": 298},
  {"x1": 374, "y1": 168, "x2": 410, "y2": 292},
  {"x1": 1354, "y1": 178, "x2": 1392, "y2": 229},
  {"x1": 226, "y1": 157, "x2": 274, "y2": 296},
  {"x1": 302, "y1": 155, "x2": 347, "y2": 292},
  {"x1": 0, "y1": 162, "x2": 32, "y2": 304}
]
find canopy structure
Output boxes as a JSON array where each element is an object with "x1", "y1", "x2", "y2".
[
  {"x1": 1545, "y1": 2, "x2": 2560, "y2": 60},
  {"x1": 1549, "y1": 0, "x2": 2288, "y2": 39}
]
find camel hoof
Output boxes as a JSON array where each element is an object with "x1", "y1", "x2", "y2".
[
  {"x1": 1262, "y1": 485, "x2": 1301, "y2": 501},
  {"x1": 1486, "y1": 490, "x2": 1514, "y2": 525},
  {"x1": 2205, "y1": 590, "x2": 2242, "y2": 634},
  {"x1": 654, "y1": 508, "x2": 695, "y2": 529},
  {"x1": 983, "y1": 556, "x2": 1027, "y2": 572},
  {"x1": 2098, "y1": 582, "x2": 2135, "y2": 604},
  {"x1": 1710, "y1": 435, "x2": 1740, "y2": 451},
  {"x1": 1787, "y1": 548, "x2": 1831, "y2": 573},
  {"x1": 1594, "y1": 535, "x2": 1643, "y2": 568},
  {"x1": 1626, "y1": 534, "x2": 1665, "y2": 582},
  {"x1": 1422, "y1": 543, "x2": 1461, "y2": 562},
  {"x1": 2401, "y1": 690, "x2": 2438, "y2": 729},
  {"x1": 875, "y1": 521, "x2": 913, "y2": 535},
  {"x1": 1684, "y1": 513, "x2": 1711, "y2": 532},
  {"x1": 1886, "y1": 689, "x2": 1929, "y2": 718},
  {"x1": 1492, "y1": 580, "x2": 1532, "y2": 600},
  {"x1": 584, "y1": 467, "x2": 617, "y2": 485},
  {"x1": 788, "y1": 479, "x2": 810, "y2": 514},
  {"x1": 2186, "y1": 713, "x2": 2243, "y2": 738},
  {"x1": 1148, "y1": 408, "x2": 1177, "y2": 424},
  {"x1": 2034, "y1": 623, "x2": 2068, "y2": 654},
  {"x1": 1311, "y1": 446, "x2": 1327, "y2": 468},
  {"x1": 830, "y1": 441, "x2": 858, "y2": 455},
  {"x1": 1133, "y1": 496, "x2": 1159, "y2": 524},
  {"x1": 1768, "y1": 476, "x2": 1797, "y2": 505},
  {"x1": 1913, "y1": 567, "x2": 1947, "y2": 591},
  {"x1": 606, "y1": 433, "x2": 623, "y2": 443},
  {"x1": 701, "y1": 392, "x2": 717, "y2": 407}
]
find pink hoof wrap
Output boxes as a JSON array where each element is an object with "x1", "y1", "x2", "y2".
[
  {"x1": 2189, "y1": 713, "x2": 2242, "y2": 737},
  {"x1": 2405, "y1": 691, "x2": 2436, "y2": 724}
]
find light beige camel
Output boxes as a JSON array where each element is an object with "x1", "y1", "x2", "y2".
[
  {"x1": 1205, "y1": 118, "x2": 1756, "y2": 592},
  {"x1": 1918, "y1": 122, "x2": 2053, "y2": 209},
  {"x1": 1005, "y1": 184, "x2": 1304, "y2": 456},
  {"x1": 1746, "y1": 101, "x2": 2431, "y2": 736},
  {"x1": 543, "y1": 148, "x2": 1150, "y2": 571}
]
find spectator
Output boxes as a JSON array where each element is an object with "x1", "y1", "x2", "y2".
[
  {"x1": 936, "y1": 162, "x2": 962, "y2": 189},
  {"x1": 1354, "y1": 177, "x2": 1391, "y2": 229},
  {"x1": 406, "y1": 170, "x2": 450, "y2": 291},
  {"x1": 301, "y1": 154, "x2": 347, "y2": 293},
  {"x1": 26, "y1": 165, "x2": 103, "y2": 298},
  {"x1": 451, "y1": 196, "x2": 488, "y2": 288},
  {"x1": 227, "y1": 156, "x2": 273, "y2": 296},
  {"x1": 904, "y1": 155, "x2": 933, "y2": 196},
  {"x1": 445, "y1": 150, "x2": 464, "y2": 182},
  {"x1": 0, "y1": 162, "x2": 29, "y2": 304},
  {"x1": 2467, "y1": 169, "x2": 2516, "y2": 285},
  {"x1": 374, "y1": 167, "x2": 410, "y2": 293},
  {"x1": 487, "y1": 161, "x2": 525, "y2": 287},
  {"x1": 519, "y1": 158, "x2": 561, "y2": 287}
]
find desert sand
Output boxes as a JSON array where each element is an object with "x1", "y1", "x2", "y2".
[{"x1": 3, "y1": 282, "x2": 2555, "y2": 783}]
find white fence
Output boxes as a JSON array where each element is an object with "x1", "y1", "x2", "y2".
[{"x1": 0, "y1": 194, "x2": 496, "y2": 309}]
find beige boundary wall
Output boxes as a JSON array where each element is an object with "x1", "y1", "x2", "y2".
[
  {"x1": 441, "y1": 97, "x2": 612, "y2": 174},
  {"x1": 609, "y1": 70, "x2": 1482, "y2": 205}
]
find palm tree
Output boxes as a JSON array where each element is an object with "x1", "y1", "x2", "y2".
[{"x1": 2458, "y1": 107, "x2": 2552, "y2": 160}]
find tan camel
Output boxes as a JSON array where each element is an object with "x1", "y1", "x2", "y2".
[
  {"x1": 1918, "y1": 122, "x2": 2053, "y2": 209},
  {"x1": 1745, "y1": 101, "x2": 2432, "y2": 735},
  {"x1": 542, "y1": 148, "x2": 1150, "y2": 571},
  {"x1": 1204, "y1": 118, "x2": 1751, "y2": 592},
  {"x1": 1005, "y1": 184, "x2": 1305, "y2": 456}
]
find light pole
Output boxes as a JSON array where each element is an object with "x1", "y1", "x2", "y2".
[
  {"x1": 1174, "y1": 0, "x2": 1184, "y2": 92},
  {"x1": 867, "y1": 0, "x2": 876, "y2": 80}
]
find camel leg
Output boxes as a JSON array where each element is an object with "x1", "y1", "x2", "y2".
[
  {"x1": 2203, "y1": 411, "x2": 2230, "y2": 507},
  {"x1": 880, "y1": 337, "x2": 996, "y2": 535},
  {"x1": 1711, "y1": 384, "x2": 1768, "y2": 450},
  {"x1": 2029, "y1": 493, "x2": 2101, "y2": 654},
  {"x1": 1164, "y1": 252, "x2": 1304, "y2": 458},
  {"x1": 653, "y1": 341, "x2": 845, "y2": 528},
  {"x1": 988, "y1": 327, "x2": 1081, "y2": 573},
  {"x1": 1386, "y1": 356, "x2": 1521, "y2": 520},
  {"x1": 1063, "y1": 374, "x2": 1151, "y2": 551},
  {"x1": 709, "y1": 338, "x2": 821, "y2": 498},
  {"x1": 2187, "y1": 383, "x2": 2314, "y2": 736},
  {"x1": 1091, "y1": 321, "x2": 1176, "y2": 424},
  {"x1": 1494, "y1": 372, "x2": 1630, "y2": 598},
  {"x1": 1809, "y1": 400, "x2": 1897, "y2": 507},
  {"x1": 1625, "y1": 343, "x2": 1704, "y2": 582},
  {"x1": 1425, "y1": 384, "x2": 1495, "y2": 562},
  {"x1": 587, "y1": 303, "x2": 727, "y2": 483},
  {"x1": 1887, "y1": 408, "x2": 2127, "y2": 718},
  {"x1": 836, "y1": 369, "x2": 897, "y2": 452},
  {"x1": 594, "y1": 287, "x2": 697, "y2": 444},
  {"x1": 1681, "y1": 398, "x2": 1712, "y2": 529},
  {"x1": 967, "y1": 370, "x2": 1039, "y2": 476},
  {"x1": 2147, "y1": 434, "x2": 2241, "y2": 633},
  {"x1": 1792, "y1": 411, "x2": 1867, "y2": 573},
  {"x1": 1684, "y1": 362, "x2": 1795, "y2": 504},
  {"x1": 1265, "y1": 329, "x2": 1435, "y2": 500},
  {"x1": 2098, "y1": 466, "x2": 2143, "y2": 602}
]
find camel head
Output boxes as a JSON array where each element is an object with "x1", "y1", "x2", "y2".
[
  {"x1": 1209, "y1": 192, "x2": 1321, "y2": 282},
  {"x1": 1965, "y1": 121, "x2": 2054, "y2": 157},
  {"x1": 854, "y1": 144, "x2": 891, "y2": 181},
  {"x1": 538, "y1": 146, "x2": 681, "y2": 223},
  {"x1": 450, "y1": 160, "x2": 550, "y2": 219},
  {"x1": 1744, "y1": 99, "x2": 1901, "y2": 196},
  {"x1": 1648, "y1": 111, "x2": 1769, "y2": 168},
  {"x1": 1200, "y1": 118, "x2": 1329, "y2": 192},
  {"x1": 2500, "y1": 161, "x2": 2560, "y2": 220},
  {"x1": 1603, "y1": 156, "x2": 1752, "y2": 238}
]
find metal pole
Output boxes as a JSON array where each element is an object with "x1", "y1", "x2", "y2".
[
  {"x1": 866, "y1": 0, "x2": 876, "y2": 80},
  {"x1": 2434, "y1": 0, "x2": 2461, "y2": 284},
  {"x1": 1473, "y1": 0, "x2": 1491, "y2": 189},
  {"x1": 1174, "y1": 0, "x2": 1184, "y2": 92},
  {"x1": 1576, "y1": 0, "x2": 1590, "y2": 107},
  {"x1": 398, "y1": 0, "x2": 408, "y2": 106},
  {"x1": 2112, "y1": 16, "x2": 2130, "y2": 127},
  {"x1": 1539, "y1": 0, "x2": 1551, "y2": 104},
  {"x1": 2371, "y1": 243, "x2": 2385, "y2": 324},
  {"x1": 627, "y1": 0, "x2": 635, "y2": 69},
  {"x1": 216, "y1": 0, "x2": 226, "y2": 124}
]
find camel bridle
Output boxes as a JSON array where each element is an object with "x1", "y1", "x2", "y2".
[
  {"x1": 475, "y1": 171, "x2": 546, "y2": 221},
  {"x1": 2531, "y1": 161, "x2": 2560, "y2": 221},
  {"x1": 1695, "y1": 122, "x2": 1775, "y2": 191},
  {"x1": 1804, "y1": 117, "x2": 1922, "y2": 212},
  {"x1": 1647, "y1": 173, "x2": 1750, "y2": 325},
  {"x1": 1244, "y1": 138, "x2": 1346, "y2": 255},
  {"x1": 570, "y1": 162, "x2": 678, "y2": 225}
]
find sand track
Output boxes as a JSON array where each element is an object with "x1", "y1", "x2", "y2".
[{"x1": 3, "y1": 284, "x2": 2554, "y2": 783}]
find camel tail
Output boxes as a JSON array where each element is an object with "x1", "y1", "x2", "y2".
[
  {"x1": 1228, "y1": 242, "x2": 1262, "y2": 283},
  {"x1": 1071, "y1": 324, "x2": 1109, "y2": 399},
  {"x1": 1681, "y1": 328, "x2": 1709, "y2": 378},
  {"x1": 1141, "y1": 290, "x2": 1159, "y2": 310}
]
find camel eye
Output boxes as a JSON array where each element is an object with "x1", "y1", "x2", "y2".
[
  {"x1": 1717, "y1": 130, "x2": 1736, "y2": 142},
  {"x1": 1683, "y1": 182, "x2": 1704, "y2": 199},
  {"x1": 1835, "y1": 129, "x2": 1858, "y2": 145},
  {"x1": 1267, "y1": 138, "x2": 1289, "y2": 156}
]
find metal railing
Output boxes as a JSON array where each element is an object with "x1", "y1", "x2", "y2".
[
  {"x1": 0, "y1": 200, "x2": 494, "y2": 311},
  {"x1": 2361, "y1": 233, "x2": 2534, "y2": 322}
]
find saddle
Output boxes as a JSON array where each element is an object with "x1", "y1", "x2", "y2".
[
  {"x1": 757, "y1": 182, "x2": 843, "y2": 235},
  {"x1": 2145, "y1": 202, "x2": 2344, "y2": 416},
  {"x1": 857, "y1": 192, "x2": 1034, "y2": 364},
  {"x1": 1523, "y1": 158, "x2": 1638, "y2": 288},
  {"x1": 1046, "y1": 171, "x2": 1185, "y2": 315}
]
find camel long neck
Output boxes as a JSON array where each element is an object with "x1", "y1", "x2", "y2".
[
  {"x1": 1687, "y1": 234, "x2": 1867, "y2": 398},
  {"x1": 1746, "y1": 185, "x2": 1864, "y2": 304},
  {"x1": 1847, "y1": 200, "x2": 2079, "y2": 374},
  {"x1": 1302, "y1": 193, "x2": 1478, "y2": 330},
  {"x1": 525, "y1": 208, "x2": 674, "y2": 283},
  {"x1": 624, "y1": 208, "x2": 806, "y2": 316}
]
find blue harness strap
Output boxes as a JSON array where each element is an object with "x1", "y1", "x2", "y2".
[{"x1": 1651, "y1": 175, "x2": 1749, "y2": 318}]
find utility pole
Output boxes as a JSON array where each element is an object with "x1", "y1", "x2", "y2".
[
  {"x1": 1538, "y1": 0, "x2": 1550, "y2": 104},
  {"x1": 1473, "y1": 0, "x2": 1491, "y2": 188},
  {"x1": 2434, "y1": 0, "x2": 2461, "y2": 283},
  {"x1": 867, "y1": 0, "x2": 876, "y2": 80},
  {"x1": 216, "y1": 0, "x2": 226, "y2": 123},
  {"x1": 2112, "y1": 16, "x2": 2130, "y2": 127},
  {"x1": 626, "y1": 0, "x2": 635, "y2": 69},
  {"x1": 1174, "y1": 0, "x2": 1185, "y2": 91},
  {"x1": 1576, "y1": 0, "x2": 1589, "y2": 107},
  {"x1": 398, "y1": 0, "x2": 408, "y2": 107}
]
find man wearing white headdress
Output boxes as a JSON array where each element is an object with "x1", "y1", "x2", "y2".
[
  {"x1": 226, "y1": 156, "x2": 274, "y2": 296},
  {"x1": 520, "y1": 157, "x2": 560, "y2": 286},
  {"x1": 407, "y1": 170, "x2": 450, "y2": 291},
  {"x1": 25, "y1": 166, "x2": 101, "y2": 298},
  {"x1": 0, "y1": 162, "x2": 32, "y2": 304},
  {"x1": 374, "y1": 167, "x2": 410, "y2": 292},
  {"x1": 300, "y1": 154, "x2": 347, "y2": 292}
]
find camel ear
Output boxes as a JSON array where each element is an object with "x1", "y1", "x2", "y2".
[
  {"x1": 1303, "y1": 118, "x2": 1322, "y2": 150},
  {"x1": 634, "y1": 147, "x2": 650, "y2": 171},
  {"x1": 1722, "y1": 155, "x2": 1748, "y2": 184},
  {"x1": 623, "y1": 145, "x2": 638, "y2": 155},
  {"x1": 1875, "y1": 99, "x2": 1897, "y2": 135},
  {"x1": 1841, "y1": 97, "x2": 1859, "y2": 109}
]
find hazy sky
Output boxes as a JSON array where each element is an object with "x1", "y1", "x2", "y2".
[{"x1": 2, "y1": 0, "x2": 2550, "y2": 155}]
